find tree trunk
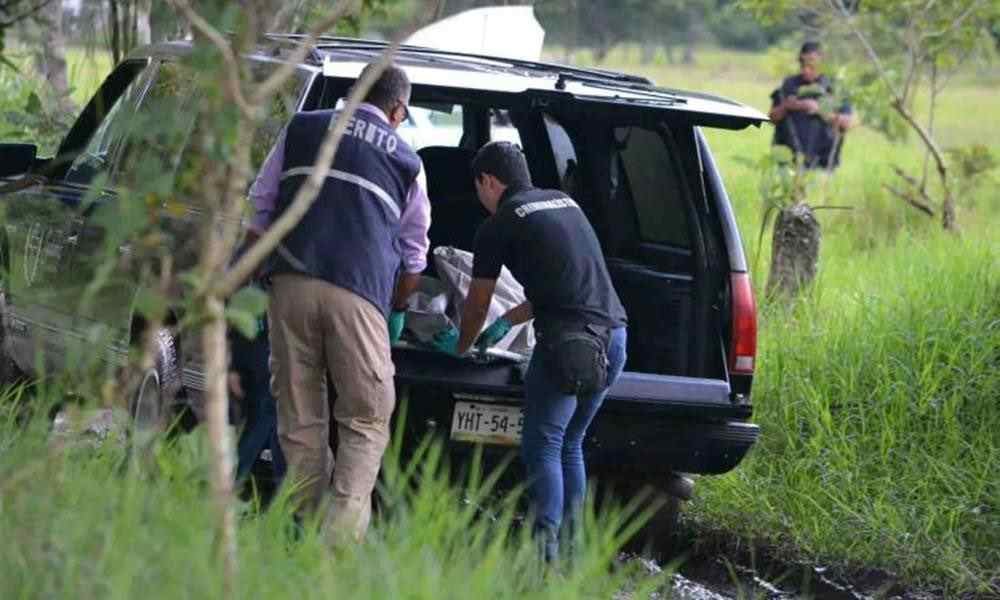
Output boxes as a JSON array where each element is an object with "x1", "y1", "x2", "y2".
[
  {"x1": 136, "y1": 0, "x2": 151, "y2": 45},
  {"x1": 202, "y1": 294, "x2": 238, "y2": 597},
  {"x1": 640, "y1": 43, "x2": 657, "y2": 65},
  {"x1": 35, "y1": 0, "x2": 72, "y2": 109},
  {"x1": 109, "y1": 0, "x2": 122, "y2": 63},
  {"x1": 682, "y1": 44, "x2": 695, "y2": 65},
  {"x1": 941, "y1": 190, "x2": 957, "y2": 231},
  {"x1": 766, "y1": 203, "x2": 821, "y2": 299}
]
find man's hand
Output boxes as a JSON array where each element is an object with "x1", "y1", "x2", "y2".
[
  {"x1": 431, "y1": 325, "x2": 461, "y2": 356},
  {"x1": 227, "y1": 372, "x2": 245, "y2": 399},
  {"x1": 833, "y1": 113, "x2": 855, "y2": 131},
  {"x1": 389, "y1": 310, "x2": 406, "y2": 344},
  {"x1": 475, "y1": 317, "x2": 512, "y2": 352},
  {"x1": 786, "y1": 97, "x2": 820, "y2": 114}
]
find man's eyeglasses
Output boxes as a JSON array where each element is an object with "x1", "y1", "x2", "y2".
[{"x1": 396, "y1": 98, "x2": 410, "y2": 121}]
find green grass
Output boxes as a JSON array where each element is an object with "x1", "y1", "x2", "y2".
[
  {"x1": 0, "y1": 46, "x2": 112, "y2": 154},
  {"x1": 0, "y1": 392, "x2": 668, "y2": 598},
  {"x1": 691, "y1": 232, "x2": 1000, "y2": 594},
  {"x1": 567, "y1": 46, "x2": 1000, "y2": 595}
]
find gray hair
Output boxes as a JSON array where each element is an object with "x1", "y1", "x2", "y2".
[{"x1": 360, "y1": 63, "x2": 411, "y2": 114}]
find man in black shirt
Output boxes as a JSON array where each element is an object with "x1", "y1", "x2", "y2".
[
  {"x1": 431, "y1": 142, "x2": 628, "y2": 561},
  {"x1": 769, "y1": 41, "x2": 856, "y2": 169}
]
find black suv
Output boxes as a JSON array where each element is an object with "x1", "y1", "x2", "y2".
[{"x1": 0, "y1": 37, "x2": 764, "y2": 504}]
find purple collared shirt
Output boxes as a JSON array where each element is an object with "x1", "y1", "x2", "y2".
[{"x1": 248, "y1": 103, "x2": 431, "y2": 274}]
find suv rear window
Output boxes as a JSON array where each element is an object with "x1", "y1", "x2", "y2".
[{"x1": 615, "y1": 126, "x2": 689, "y2": 248}]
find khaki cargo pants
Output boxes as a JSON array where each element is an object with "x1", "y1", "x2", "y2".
[{"x1": 268, "y1": 274, "x2": 395, "y2": 542}]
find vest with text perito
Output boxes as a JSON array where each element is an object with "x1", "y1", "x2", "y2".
[{"x1": 269, "y1": 109, "x2": 421, "y2": 317}]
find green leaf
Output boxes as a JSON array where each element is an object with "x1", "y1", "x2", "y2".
[
  {"x1": 25, "y1": 92, "x2": 42, "y2": 115},
  {"x1": 770, "y1": 145, "x2": 795, "y2": 163},
  {"x1": 229, "y1": 285, "x2": 268, "y2": 316},
  {"x1": 178, "y1": 271, "x2": 203, "y2": 292},
  {"x1": 225, "y1": 286, "x2": 269, "y2": 339},
  {"x1": 134, "y1": 286, "x2": 168, "y2": 321},
  {"x1": 225, "y1": 308, "x2": 258, "y2": 339}
]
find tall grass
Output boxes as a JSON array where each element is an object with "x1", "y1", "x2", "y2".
[
  {"x1": 0, "y1": 390, "x2": 666, "y2": 599},
  {"x1": 689, "y1": 231, "x2": 1000, "y2": 595}
]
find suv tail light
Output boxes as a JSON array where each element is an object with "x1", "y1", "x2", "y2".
[{"x1": 729, "y1": 272, "x2": 757, "y2": 375}]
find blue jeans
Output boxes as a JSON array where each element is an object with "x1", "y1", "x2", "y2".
[
  {"x1": 521, "y1": 326, "x2": 627, "y2": 559},
  {"x1": 232, "y1": 316, "x2": 287, "y2": 482}
]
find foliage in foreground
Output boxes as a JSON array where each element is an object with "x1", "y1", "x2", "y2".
[
  {"x1": 690, "y1": 231, "x2": 1000, "y2": 596},
  {"x1": 0, "y1": 397, "x2": 666, "y2": 599}
]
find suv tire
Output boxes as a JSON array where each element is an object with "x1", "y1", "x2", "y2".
[
  {"x1": 128, "y1": 328, "x2": 182, "y2": 431},
  {"x1": 0, "y1": 291, "x2": 21, "y2": 386},
  {"x1": 604, "y1": 475, "x2": 683, "y2": 559}
]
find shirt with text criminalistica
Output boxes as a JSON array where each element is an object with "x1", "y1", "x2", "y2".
[{"x1": 472, "y1": 186, "x2": 627, "y2": 331}]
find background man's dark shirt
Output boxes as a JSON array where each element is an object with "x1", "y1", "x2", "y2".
[
  {"x1": 472, "y1": 186, "x2": 627, "y2": 331},
  {"x1": 771, "y1": 74, "x2": 853, "y2": 169}
]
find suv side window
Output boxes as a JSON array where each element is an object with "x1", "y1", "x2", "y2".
[
  {"x1": 543, "y1": 114, "x2": 577, "y2": 190},
  {"x1": 170, "y1": 63, "x2": 306, "y2": 203},
  {"x1": 115, "y1": 60, "x2": 200, "y2": 190},
  {"x1": 250, "y1": 65, "x2": 309, "y2": 170},
  {"x1": 63, "y1": 61, "x2": 153, "y2": 185},
  {"x1": 615, "y1": 126, "x2": 690, "y2": 247}
]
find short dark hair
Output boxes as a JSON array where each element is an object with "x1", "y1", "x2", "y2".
[
  {"x1": 360, "y1": 63, "x2": 411, "y2": 114},
  {"x1": 800, "y1": 41, "x2": 822, "y2": 56},
  {"x1": 471, "y1": 141, "x2": 532, "y2": 188}
]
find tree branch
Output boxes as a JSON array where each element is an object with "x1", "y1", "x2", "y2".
[
  {"x1": 884, "y1": 184, "x2": 936, "y2": 217},
  {"x1": 217, "y1": 2, "x2": 438, "y2": 297},
  {"x1": 921, "y1": 0, "x2": 985, "y2": 42},
  {"x1": 215, "y1": 52, "x2": 395, "y2": 298},
  {"x1": 900, "y1": 16, "x2": 922, "y2": 103},
  {"x1": 891, "y1": 98, "x2": 948, "y2": 182},
  {"x1": 166, "y1": 0, "x2": 256, "y2": 120},
  {"x1": 251, "y1": 0, "x2": 361, "y2": 105},
  {"x1": 921, "y1": 63, "x2": 938, "y2": 190},
  {"x1": 886, "y1": 165, "x2": 938, "y2": 218},
  {"x1": 0, "y1": 0, "x2": 55, "y2": 28},
  {"x1": 267, "y1": 0, "x2": 310, "y2": 40},
  {"x1": 827, "y1": 0, "x2": 903, "y2": 104}
]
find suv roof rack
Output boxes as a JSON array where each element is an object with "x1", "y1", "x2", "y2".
[{"x1": 265, "y1": 34, "x2": 655, "y2": 88}]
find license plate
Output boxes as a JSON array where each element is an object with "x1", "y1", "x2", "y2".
[{"x1": 450, "y1": 401, "x2": 524, "y2": 446}]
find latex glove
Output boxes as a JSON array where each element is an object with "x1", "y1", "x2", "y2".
[
  {"x1": 388, "y1": 310, "x2": 406, "y2": 344},
  {"x1": 475, "y1": 317, "x2": 512, "y2": 352},
  {"x1": 431, "y1": 325, "x2": 460, "y2": 356}
]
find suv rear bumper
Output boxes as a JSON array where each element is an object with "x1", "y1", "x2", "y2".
[{"x1": 394, "y1": 380, "x2": 759, "y2": 481}]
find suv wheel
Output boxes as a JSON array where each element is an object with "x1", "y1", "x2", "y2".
[
  {"x1": 604, "y1": 475, "x2": 684, "y2": 560},
  {"x1": 128, "y1": 329, "x2": 182, "y2": 431},
  {"x1": 0, "y1": 291, "x2": 21, "y2": 386}
]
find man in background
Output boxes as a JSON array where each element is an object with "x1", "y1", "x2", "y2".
[{"x1": 769, "y1": 41, "x2": 857, "y2": 170}]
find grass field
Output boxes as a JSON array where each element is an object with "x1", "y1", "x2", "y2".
[
  {"x1": 1, "y1": 43, "x2": 998, "y2": 596},
  {"x1": 571, "y1": 46, "x2": 1000, "y2": 595},
  {"x1": 0, "y1": 395, "x2": 669, "y2": 598}
]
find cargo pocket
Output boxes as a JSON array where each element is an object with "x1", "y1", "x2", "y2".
[{"x1": 365, "y1": 353, "x2": 396, "y2": 424}]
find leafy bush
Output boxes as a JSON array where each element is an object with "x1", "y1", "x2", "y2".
[{"x1": 0, "y1": 62, "x2": 73, "y2": 155}]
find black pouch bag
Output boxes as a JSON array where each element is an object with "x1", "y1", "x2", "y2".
[{"x1": 539, "y1": 322, "x2": 611, "y2": 395}]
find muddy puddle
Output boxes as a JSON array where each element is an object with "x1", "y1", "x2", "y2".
[{"x1": 617, "y1": 549, "x2": 942, "y2": 600}]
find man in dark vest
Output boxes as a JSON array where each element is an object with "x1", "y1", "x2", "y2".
[
  {"x1": 431, "y1": 142, "x2": 628, "y2": 561},
  {"x1": 769, "y1": 41, "x2": 856, "y2": 170},
  {"x1": 250, "y1": 63, "x2": 430, "y2": 542}
]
